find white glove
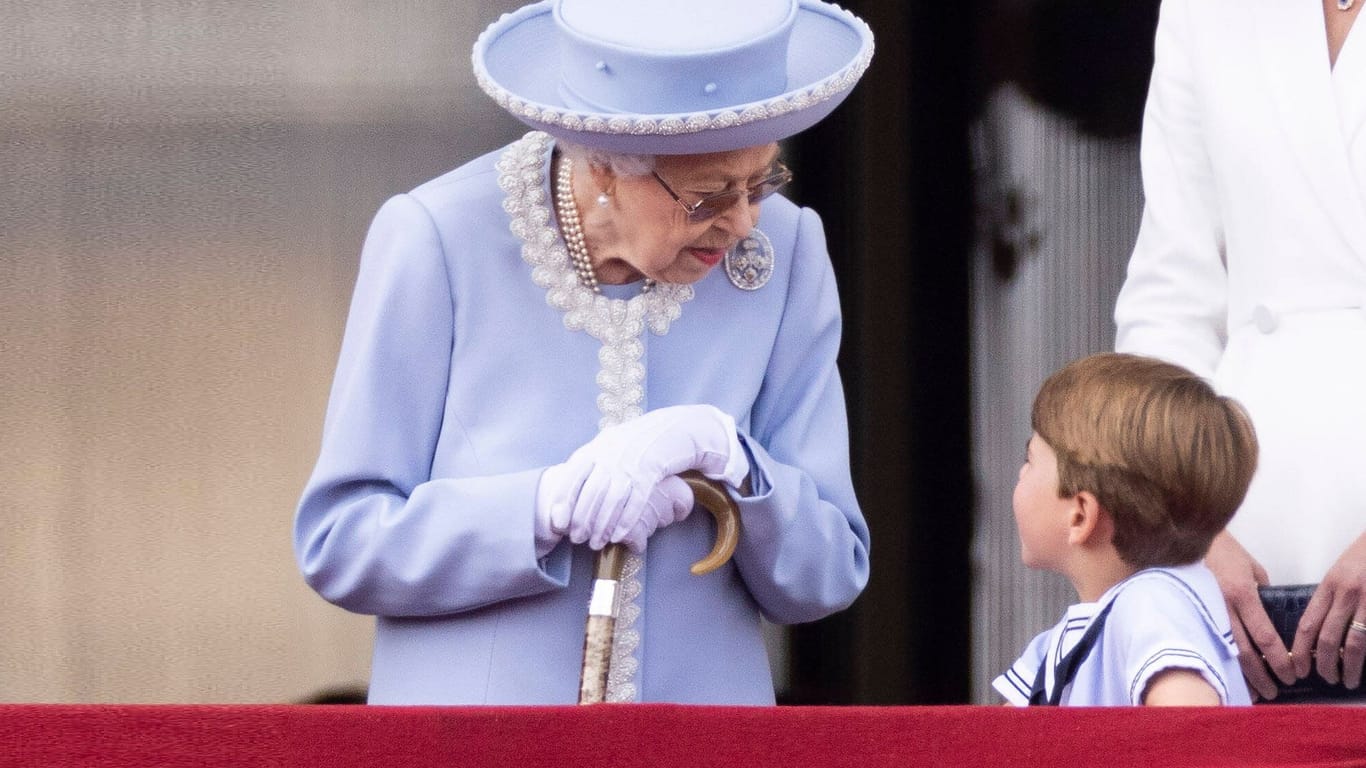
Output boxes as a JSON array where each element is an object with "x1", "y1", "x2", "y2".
[
  {"x1": 535, "y1": 464, "x2": 697, "y2": 554},
  {"x1": 534, "y1": 459, "x2": 585, "y2": 558},
  {"x1": 618, "y1": 475, "x2": 695, "y2": 553},
  {"x1": 564, "y1": 404, "x2": 748, "y2": 550}
]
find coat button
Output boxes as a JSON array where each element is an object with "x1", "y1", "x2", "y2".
[{"x1": 1252, "y1": 305, "x2": 1278, "y2": 334}]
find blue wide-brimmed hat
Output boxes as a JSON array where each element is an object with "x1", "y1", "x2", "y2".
[{"x1": 472, "y1": 0, "x2": 875, "y2": 155}]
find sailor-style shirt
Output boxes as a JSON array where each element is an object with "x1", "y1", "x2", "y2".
[{"x1": 994, "y1": 563, "x2": 1250, "y2": 706}]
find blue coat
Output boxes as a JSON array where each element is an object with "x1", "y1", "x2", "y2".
[{"x1": 294, "y1": 132, "x2": 869, "y2": 704}]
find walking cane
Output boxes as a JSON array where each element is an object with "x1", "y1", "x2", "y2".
[{"x1": 577, "y1": 470, "x2": 741, "y2": 704}]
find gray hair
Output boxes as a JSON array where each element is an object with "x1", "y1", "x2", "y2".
[{"x1": 557, "y1": 140, "x2": 656, "y2": 178}]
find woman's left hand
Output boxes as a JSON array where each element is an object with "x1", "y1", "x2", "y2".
[
  {"x1": 566, "y1": 404, "x2": 749, "y2": 550},
  {"x1": 1291, "y1": 531, "x2": 1366, "y2": 688}
]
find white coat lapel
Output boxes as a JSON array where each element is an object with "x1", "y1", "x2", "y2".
[
  {"x1": 1336, "y1": 20, "x2": 1366, "y2": 187},
  {"x1": 1252, "y1": 0, "x2": 1366, "y2": 258}
]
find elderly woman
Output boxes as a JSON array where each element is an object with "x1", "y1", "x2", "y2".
[{"x1": 294, "y1": 0, "x2": 874, "y2": 705}]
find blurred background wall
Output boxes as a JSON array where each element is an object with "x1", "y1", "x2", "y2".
[
  {"x1": 2, "y1": 0, "x2": 524, "y2": 703},
  {"x1": 966, "y1": 0, "x2": 1157, "y2": 702},
  {"x1": 1, "y1": 0, "x2": 1160, "y2": 704}
]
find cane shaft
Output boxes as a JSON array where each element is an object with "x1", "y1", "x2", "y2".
[
  {"x1": 579, "y1": 614, "x2": 616, "y2": 704},
  {"x1": 579, "y1": 543, "x2": 627, "y2": 705}
]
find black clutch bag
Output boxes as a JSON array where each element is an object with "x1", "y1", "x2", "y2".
[{"x1": 1258, "y1": 584, "x2": 1362, "y2": 702}]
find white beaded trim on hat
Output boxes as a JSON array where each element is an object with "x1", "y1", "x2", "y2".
[
  {"x1": 474, "y1": 5, "x2": 874, "y2": 139},
  {"x1": 498, "y1": 130, "x2": 695, "y2": 702}
]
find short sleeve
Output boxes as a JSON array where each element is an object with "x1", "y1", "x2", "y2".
[{"x1": 1107, "y1": 575, "x2": 1239, "y2": 704}]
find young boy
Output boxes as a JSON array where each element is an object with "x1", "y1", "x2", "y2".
[{"x1": 994, "y1": 353, "x2": 1258, "y2": 706}]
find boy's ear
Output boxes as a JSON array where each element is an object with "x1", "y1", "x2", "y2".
[{"x1": 1066, "y1": 491, "x2": 1109, "y2": 547}]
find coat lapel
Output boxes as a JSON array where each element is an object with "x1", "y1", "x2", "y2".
[
  {"x1": 1251, "y1": 0, "x2": 1366, "y2": 259},
  {"x1": 1336, "y1": 18, "x2": 1366, "y2": 163}
]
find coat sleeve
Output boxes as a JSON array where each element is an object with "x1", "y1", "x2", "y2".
[
  {"x1": 728, "y1": 205, "x2": 871, "y2": 624},
  {"x1": 293, "y1": 193, "x2": 571, "y2": 618},
  {"x1": 1113, "y1": 0, "x2": 1228, "y2": 379}
]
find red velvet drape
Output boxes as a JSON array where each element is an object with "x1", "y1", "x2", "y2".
[{"x1": 3, "y1": 704, "x2": 1363, "y2": 767}]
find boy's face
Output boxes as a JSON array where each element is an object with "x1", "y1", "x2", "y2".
[{"x1": 1012, "y1": 433, "x2": 1072, "y2": 570}]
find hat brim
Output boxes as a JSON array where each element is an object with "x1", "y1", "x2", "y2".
[{"x1": 472, "y1": 0, "x2": 874, "y2": 155}]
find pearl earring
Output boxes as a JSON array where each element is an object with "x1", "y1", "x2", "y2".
[{"x1": 596, "y1": 193, "x2": 610, "y2": 207}]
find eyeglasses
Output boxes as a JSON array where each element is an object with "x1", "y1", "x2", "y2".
[{"x1": 650, "y1": 162, "x2": 793, "y2": 223}]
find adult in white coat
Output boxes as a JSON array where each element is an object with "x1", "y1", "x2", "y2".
[{"x1": 1114, "y1": 0, "x2": 1366, "y2": 700}]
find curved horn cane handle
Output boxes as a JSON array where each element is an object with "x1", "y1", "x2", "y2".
[{"x1": 679, "y1": 470, "x2": 741, "y2": 575}]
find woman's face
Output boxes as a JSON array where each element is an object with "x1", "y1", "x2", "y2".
[{"x1": 589, "y1": 142, "x2": 782, "y2": 286}]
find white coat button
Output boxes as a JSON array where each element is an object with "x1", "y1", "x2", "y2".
[{"x1": 1252, "y1": 305, "x2": 1278, "y2": 334}]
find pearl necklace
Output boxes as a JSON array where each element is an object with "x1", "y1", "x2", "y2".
[
  {"x1": 1340, "y1": 0, "x2": 1356, "y2": 11},
  {"x1": 553, "y1": 156, "x2": 653, "y2": 294}
]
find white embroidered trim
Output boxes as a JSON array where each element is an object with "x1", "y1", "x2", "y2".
[
  {"x1": 606, "y1": 554, "x2": 643, "y2": 702},
  {"x1": 498, "y1": 131, "x2": 694, "y2": 703},
  {"x1": 474, "y1": 10, "x2": 874, "y2": 140}
]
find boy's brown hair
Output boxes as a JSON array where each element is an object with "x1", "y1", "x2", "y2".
[{"x1": 1031, "y1": 353, "x2": 1258, "y2": 568}]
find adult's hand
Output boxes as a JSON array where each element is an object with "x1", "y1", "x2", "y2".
[
  {"x1": 1291, "y1": 532, "x2": 1366, "y2": 689},
  {"x1": 1205, "y1": 531, "x2": 1290, "y2": 701},
  {"x1": 567, "y1": 404, "x2": 748, "y2": 550},
  {"x1": 537, "y1": 464, "x2": 696, "y2": 553},
  {"x1": 617, "y1": 475, "x2": 695, "y2": 553}
]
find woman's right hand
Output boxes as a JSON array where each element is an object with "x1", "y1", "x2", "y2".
[{"x1": 1205, "y1": 531, "x2": 1291, "y2": 700}]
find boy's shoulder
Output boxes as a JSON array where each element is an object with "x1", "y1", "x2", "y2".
[
  {"x1": 1099, "y1": 564, "x2": 1244, "y2": 704},
  {"x1": 1103, "y1": 564, "x2": 1235, "y2": 648}
]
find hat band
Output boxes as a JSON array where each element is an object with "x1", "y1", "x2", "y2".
[
  {"x1": 478, "y1": 51, "x2": 868, "y2": 140},
  {"x1": 554, "y1": 0, "x2": 796, "y2": 114},
  {"x1": 557, "y1": 40, "x2": 793, "y2": 115}
]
